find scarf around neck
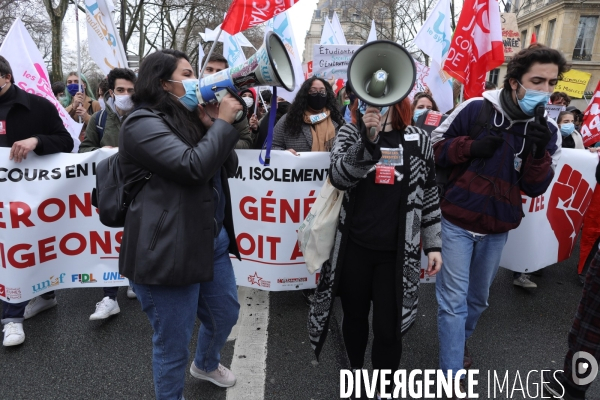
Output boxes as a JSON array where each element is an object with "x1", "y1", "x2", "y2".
[
  {"x1": 500, "y1": 88, "x2": 531, "y2": 121},
  {"x1": 304, "y1": 109, "x2": 335, "y2": 152}
]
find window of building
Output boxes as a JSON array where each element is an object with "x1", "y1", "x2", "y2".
[
  {"x1": 315, "y1": 10, "x2": 321, "y2": 18},
  {"x1": 546, "y1": 19, "x2": 555, "y2": 46},
  {"x1": 534, "y1": 24, "x2": 541, "y2": 40},
  {"x1": 521, "y1": 29, "x2": 528, "y2": 48},
  {"x1": 573, "y1": 16, "x2": 598, "y2": 61},
  {"x1": 329, "y1": 10, "x2": 334, "y2": 19},
  {"x1": 489, "y1": 69, "x2": 500, "y2": 86}
]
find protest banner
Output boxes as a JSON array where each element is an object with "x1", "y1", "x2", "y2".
[
  {"x1": 0, "y1": 149, "x2": 441, "y2": 302},
  {"x1": 0, "y1": 19, "x2": 83, "y2": 152},
  {"x1": 501, "y1": 149, "x2": 598, "y2": 272},
  {"x1": 311, "y1": 44, "x2": 361, "y2": 82},
  {"x1": 83, "y1": 0, "x2": 128, "y2": 75},
  {"x1": 580, "y1": 80, "x2": 600, "y2": 146},
  {"x1": 554, "y1": 69, "x2": 592, "y2": 98},
  {"x1": 545, "y1": 104, "x2": 565, "y2": 120},
  {"x1": 500, "y1": 13, "x2": 520, "y2": 57},
  {"x1": 3, "y1": 147, "x2": 594, "y2": 299}
]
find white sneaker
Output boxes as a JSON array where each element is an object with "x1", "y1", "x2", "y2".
[
  {"x1": 89, "y1": 297, "x2": 120, "y2": 320},
  {"x1": 127, "y1": 285, "x2": 137, "y2": 299},
  {"x1": 190, "y1": 362, "x2": 236, "y2": 387},
  {"x1": 24, "y1": 296, "x2": 58, "y2": 319},
  {"x1": 513, "y1": 274, "x2": 537, "y2": 288},
  {"x1": 3, "y1": 322, "x2": 25, "y2": 346}
]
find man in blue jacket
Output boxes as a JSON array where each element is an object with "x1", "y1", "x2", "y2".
[
  {"x1": 431, "y1": 44, "x2": 568, "y2": 398},
  {"x1": 0, "y1": 56, "x2": 74, "y2": 347}
]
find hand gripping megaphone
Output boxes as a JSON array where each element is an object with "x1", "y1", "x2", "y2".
[
  {"x1": 196, "y1": 31, "x2": 295, "y2": 122},
  {"x1": 346, "y1": 40, "x2": 416, "y2": 135}
]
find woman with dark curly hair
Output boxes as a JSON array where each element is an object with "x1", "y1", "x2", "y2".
[
  {"x1": 271, "y1": 76, "x2": 344, "y2": 154},
  {"x1": 411, "y1": 92, "x2": 439, "y2": 124}
]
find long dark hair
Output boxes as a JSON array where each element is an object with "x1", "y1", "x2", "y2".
[
  {"x1": 284, "y1": 77, "x2": 344, "y2": 136},
  {"x1": 132, "y1": 49, "x2": 204, "y2": 144}
]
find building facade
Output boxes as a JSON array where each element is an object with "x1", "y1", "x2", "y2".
[{"x1": 490, "y1": 0, "x2": 600, "y2": 108}]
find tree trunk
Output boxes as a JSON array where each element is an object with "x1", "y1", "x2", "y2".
[{"x1": 43, "y1": 0, "x2": 70, "y2": 83}]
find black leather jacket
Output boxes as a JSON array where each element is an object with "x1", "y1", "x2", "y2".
[{"x1": 118, "y1": 108, "x2": 240, "y2": 285}]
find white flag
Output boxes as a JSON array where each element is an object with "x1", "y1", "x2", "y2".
[
  {"x1": 331, "y1": 12, "x2": 347, "y2": 45},
  {"x1": 424, "y1": 60, "x2": 454, "y2": 113},
  {"x1": 412, "y1": 0, "x2": 453, "y2": 113},
  {"x1": 0, "y1": 19, "x2": 82, "y2": 151},
  {"x1": 201, "y1": 25, "x2": 254, "y2": 48},
  {"x1": 223, "y1": 32, "x2": 247, "y2": 68},
  {"x1": 367, "y1": 20, "x2": 377, "y2": 43},
  {"x1": 320, "y1": 18, "x2": 339, "y2": 45},
  {"x1": 412, "y1": 0, "x2": 452, "y2": 66},
  {"x1": 83, "y1": 0, "x2": 128, "y2": 74},
  {"x1": 199, "y1": 38, "x2": 206, "y2": 66},
  {"x1": 264, "y1": 11, "x2": 305, "y2": 102}
]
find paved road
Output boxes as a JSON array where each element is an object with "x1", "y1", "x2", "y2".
[{"x1": 2, "y1": 241, "x2": 598, "y2": 400}]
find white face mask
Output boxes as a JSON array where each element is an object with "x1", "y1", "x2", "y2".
[
  {"x1": 98, "y1": 98, "x2": 105, "y2": 109},
  {"x1": 114, "y1": 94, "x2": 134, "y2": 112},
  {"x1": 243, "y1": 97, "x2": 254, "y2": 107}
]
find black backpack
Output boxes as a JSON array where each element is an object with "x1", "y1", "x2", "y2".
[
  {"x1": 94, "y1": 109, "x2": 108, "y2": 142},
  {"x1": 414, "y1": 99, "x2": 495, "y2": 196},
  {"x1": 91, "y1": 153, "x2": 151, "y2": 228}
]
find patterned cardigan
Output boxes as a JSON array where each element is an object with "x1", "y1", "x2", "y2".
[{"x1": 308, "y1": 123, "x2": 442, "y2": 359}]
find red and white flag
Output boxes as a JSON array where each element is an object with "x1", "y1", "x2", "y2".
[
  {"x1": 442, "y1": 0, "x2": 504, "y2": 99},
  {"x1": 580, "y1": 80, "x2": 600, "y2": 147},
  {"x1": 222, "y1": 0, "x2": 299, "y2": 35}
]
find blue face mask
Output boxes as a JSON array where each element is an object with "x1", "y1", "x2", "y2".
[
  {"x1": 169, "y1": 79, "x2": 199, "y2": 111},
  {"x1": 357, "y1": 100, "x2": 389, "y2": 118},
  {"x1": 516, "y1": 81, "x2": 551, "y2": 116},
  {"x1": 67, "y1": 83, "x2": 82, "y2": 97},
  {"x1": 560, "y1": 122, "x2": 575, "y2": 137},
  {"x1": 413, "y1": 108, "x2": 427, "y2": 122}
]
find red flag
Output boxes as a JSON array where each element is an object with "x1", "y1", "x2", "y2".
[
  {"x1": 222, "y1": 0, "x2": 299, "y2": 35},
  {"x1": 580, "y1": 80, "x2": 600, "y2": 147},
  {"x1": 443, "y1": 0, "x2": 505, "y2": 99},
  {"x1": 531, "y1": 32, "x2": 537, "y2": 44}
]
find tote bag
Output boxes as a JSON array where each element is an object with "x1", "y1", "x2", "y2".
[{"x1": 298, "y1": 179, "x2": 344, "y2": 274}]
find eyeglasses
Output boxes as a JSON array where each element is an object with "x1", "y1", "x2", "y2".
[{"x1": 308, "y1": 89, "x2": 327, "y2": 97}]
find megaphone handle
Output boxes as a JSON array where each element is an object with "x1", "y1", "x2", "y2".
[
  {"x1": 370, "y1": 127, "x2": 377, "y2": 138},
  {"x1": 215, "y1": 87, "x2": 247, "y2": 124}
]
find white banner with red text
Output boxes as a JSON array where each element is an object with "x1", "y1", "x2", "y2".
[
  {"x1": 0, "y1": 149, "x2": 443, "y2": 302},
  {"x1": 501, "y1": 149, "x2": 598, "y2": 272}
]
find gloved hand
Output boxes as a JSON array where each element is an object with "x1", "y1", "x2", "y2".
[
  {"x1": 469, "y1": 135, "x2": 504, "y2": 159},
  {"x1": 527, "y1": 121, "x2": 552, "y2": 159}
]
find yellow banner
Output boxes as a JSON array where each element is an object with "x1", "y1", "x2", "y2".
[{"x1": 554, "y1": 69, "x2": 592, "y2": 98}]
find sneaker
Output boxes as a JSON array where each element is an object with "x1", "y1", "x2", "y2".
[
  {"x1": 542, "y1": 370, "x2": 586, "y2": 400},
  {"x1": 463, "y1": 344, "x2": 473, "y2": 369},
  {"x1": 3, "y1": 322, "x2": 25, "y2": 346},
  {"x1": 513, "y1": 274, "x2": 537, "y2": 288},
  {"x1": 89, "y1": 297, "x2": 120, "y2": 320},
  {"x1": 127, "y1": 285, "x2": 137, "y2": 299},
  {"x1": 24, "y1": 296, "x2": 58, "y2": 319},
  {"x1": 190, "y1": 362, "x2": 236, "y2": 388}
]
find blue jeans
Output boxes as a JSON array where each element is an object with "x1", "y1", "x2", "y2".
[
  {"x1": 133, "y1": 227, "x2": 239, "y2": 400},
  {"x1": 436, "y1": 217, "x2": 508, "y2": 376}
]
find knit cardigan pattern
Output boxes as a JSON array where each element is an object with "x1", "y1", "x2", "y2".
[{"x1": 308, "y1": 123, "x2": 442, "y2": 358}]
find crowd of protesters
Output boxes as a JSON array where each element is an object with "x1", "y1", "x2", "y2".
[{"x1": 1, "y1": 40, "x2": 600, "y2": 400}]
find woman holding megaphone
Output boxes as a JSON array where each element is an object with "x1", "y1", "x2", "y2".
[
  {"x1": 308, "y1": 97, "x2": 442, "y2": 397},
  {"x1": 118, "y1": 49, "x2": 244, "y2": 399}
]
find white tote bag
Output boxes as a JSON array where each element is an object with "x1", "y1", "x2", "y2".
[{"x1": 298, "y1": 179, "x2": 344, "y2": 274}]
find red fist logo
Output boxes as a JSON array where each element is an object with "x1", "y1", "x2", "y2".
[{"x1": 548, "y1": 165, "x2": 594, "y2": 261}]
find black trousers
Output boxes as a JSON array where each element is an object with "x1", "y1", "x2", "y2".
[{"x1": 339, "y1": 238, "x2": 403, "y2": 374}]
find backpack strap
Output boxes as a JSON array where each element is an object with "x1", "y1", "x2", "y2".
[
  {"x1": 95, "y1": 109, "x2": 107, "y2": 142},
  {"x1": 468, "y1": 99, "x2": 496, "y2": 139}
]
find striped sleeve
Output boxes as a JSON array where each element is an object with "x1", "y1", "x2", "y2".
[{"x1": 329, "y1": 124, "x2": 381, "y2": 191}]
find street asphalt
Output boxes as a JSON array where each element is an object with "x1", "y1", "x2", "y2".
[{"x1": 2, "y1": 240, "x2": 597, "y2": 400}]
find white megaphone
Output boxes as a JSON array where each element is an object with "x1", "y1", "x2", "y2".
[
  {"x1": 346, "y1": 40, "x2": 416, "y2": 135},
  {"x1": 196, "y1": 32, "x2": 295, "y2": 122}
]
